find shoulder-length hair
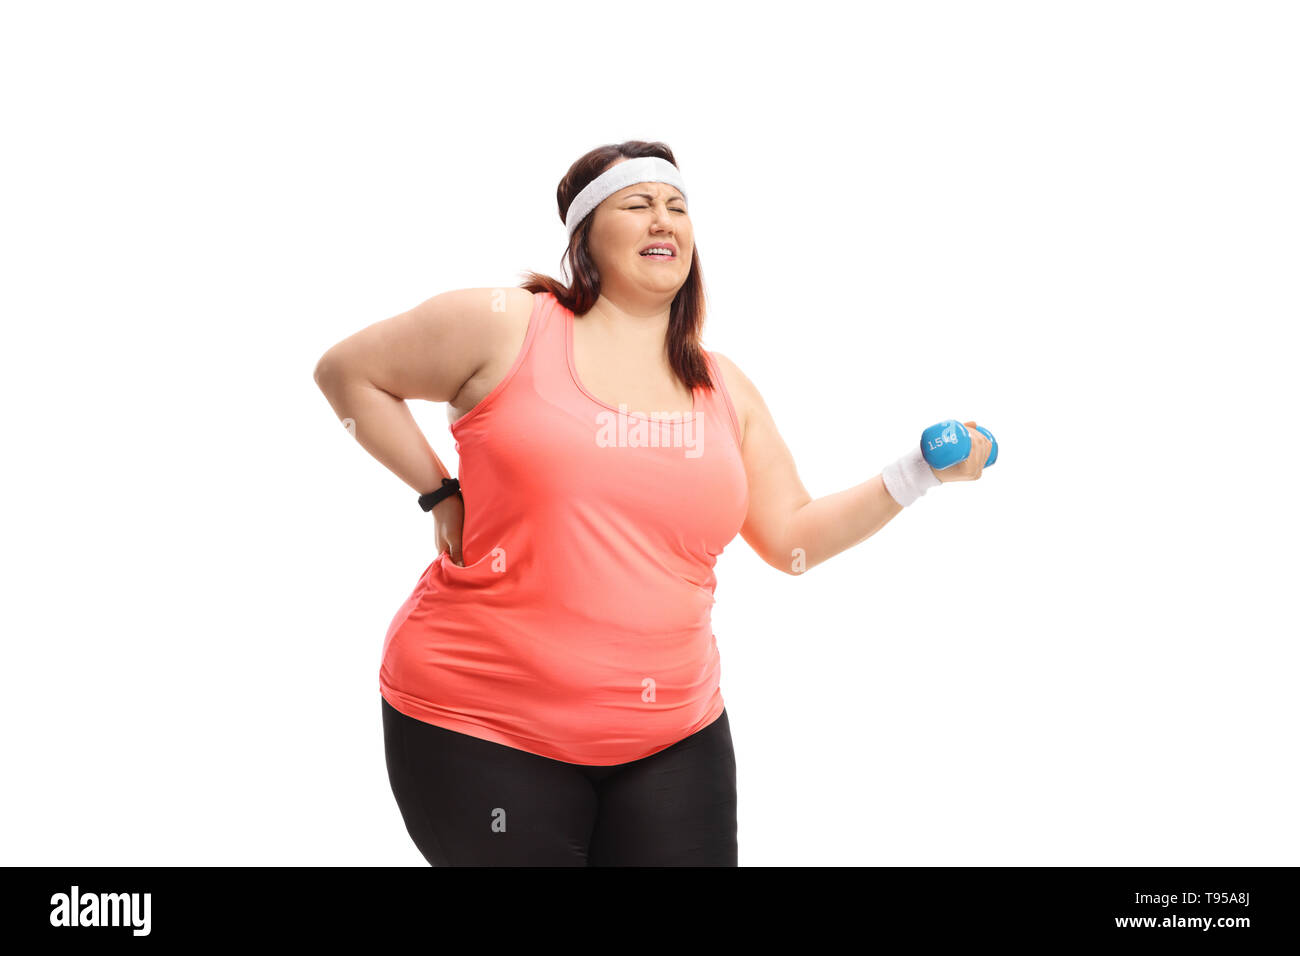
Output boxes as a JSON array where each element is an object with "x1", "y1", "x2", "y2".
[{"x1": 518, "y1": 140, "x2": 716, "y2": 393}]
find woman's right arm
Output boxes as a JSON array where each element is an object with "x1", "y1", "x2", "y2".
[{"x1": 312, "y1": 287, "x2": 517, "y2": 494}]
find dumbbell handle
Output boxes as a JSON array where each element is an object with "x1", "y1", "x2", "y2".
[{"x1": 921, "y1": 420, "x2": 998, "y2": 470}]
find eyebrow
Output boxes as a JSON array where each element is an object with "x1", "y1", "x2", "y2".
[{"x1": 623, "y1": 192, "x2": 686, "y2": 204}]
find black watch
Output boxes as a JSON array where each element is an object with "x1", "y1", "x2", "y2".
[{"x1": 418, "y1": 478, "x2": 462, "y2": 512}]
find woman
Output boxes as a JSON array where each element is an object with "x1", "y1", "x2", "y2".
[{"x1": 313, "y1": 141, "x2": 992, "y2": 866}]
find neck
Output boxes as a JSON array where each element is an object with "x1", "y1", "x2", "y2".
[{"x1": 585, "y1": 294, "x2": 674, "y2": 358}]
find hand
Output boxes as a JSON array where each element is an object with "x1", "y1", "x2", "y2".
[
  {"x1": 433, "y1": 492, "x2": 466, "y2": 566},
  {"x1": 931, "y1": 420, "x2": 993, "y2": 483}
]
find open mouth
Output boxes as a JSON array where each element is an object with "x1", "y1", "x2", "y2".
[{"x1": 639, "y1": 250, "x2": 677, "y2": 260}]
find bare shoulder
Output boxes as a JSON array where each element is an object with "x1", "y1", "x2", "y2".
[
  {"x1": 500, "y1": 286, "x2": 535, "y2": 357},
  {"x1": 501, "y1": 286, "x2": 536, "y2": 319},
  {"x1": 474, "y1": 286, "x2": 535, "y2": 363},
  {"x1": 705, "y1": 350, "x2": 756, "y2": 445},
  {"x1": 447, "y1": 287, "x2": 535, "y2": 419}
]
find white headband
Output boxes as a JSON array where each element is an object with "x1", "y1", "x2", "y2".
[{"x1": 564, "y1": 156, "x2": 688, "y2": 238}]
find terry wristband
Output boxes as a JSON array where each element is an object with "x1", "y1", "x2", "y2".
[{"x1": 882, "y1": 446, "x2": 941, "y2": 508}]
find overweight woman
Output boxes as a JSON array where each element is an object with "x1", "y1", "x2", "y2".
[{"x1": 312, "y1": 141, "x2": 992, "y2": 866}]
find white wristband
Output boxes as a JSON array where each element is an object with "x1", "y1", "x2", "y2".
[{"x1": 882, "y1": 445, "x2": 941, "y2": 507}]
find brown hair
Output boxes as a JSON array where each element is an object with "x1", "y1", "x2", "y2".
[{"x1": 518, "y1": 141, "x2": 716, "y2": 392}]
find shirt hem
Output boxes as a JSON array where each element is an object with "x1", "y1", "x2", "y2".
[{"x1": 379, "y1": 682, "x2": 725, "y2": 767}]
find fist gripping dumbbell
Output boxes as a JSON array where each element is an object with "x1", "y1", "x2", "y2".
[
  {"x1": 882, "y1": 419, "x2": 999, "y2": 507},
  {"x1": 921, "y1": 420, "x2": 998, "y2": 470}
]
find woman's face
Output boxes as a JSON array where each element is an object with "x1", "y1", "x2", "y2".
[{"x1": 586, "y1": 167, "x2": 692, "y2": 302}]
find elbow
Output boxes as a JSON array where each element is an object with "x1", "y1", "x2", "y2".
[
  {"x1": 774, "y1": 507, "x2": 813, "y2": 576},
  {"x1": 776, "y1": 522, "x2": 810, "y2": 576},
  {"x1": 768, "y1": 549, "x2": 806, "y2": 576},
  {"x1": 313, "y1": 349, "x2": 343, "y2": 390},
  {"x1": 781, "y1": 539, "x2": 828, "y2": 576}
]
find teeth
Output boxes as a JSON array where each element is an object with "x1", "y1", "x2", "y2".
[{"x1": 641, "y1": 248, "x2": 673, "y2": 256}]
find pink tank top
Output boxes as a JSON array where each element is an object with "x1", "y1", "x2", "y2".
[{"x1": 378, "y1": 291, "x2": 750, "y2": 764}]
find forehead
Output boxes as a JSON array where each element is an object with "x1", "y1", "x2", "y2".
[{"x1": 612, "y1": 182, "x2": 685, "y2": 200}]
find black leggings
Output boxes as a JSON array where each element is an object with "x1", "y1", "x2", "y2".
[{"x1": 381, "y1": 697, "x2": 738, "y2": 866}]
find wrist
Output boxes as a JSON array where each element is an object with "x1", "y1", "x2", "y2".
[
  {"x1": 418, "y1": 477, "x2": 462, "y2": 513},
  {"x1": 882, "y1": 446, "x2": 941, "y2": 507}
]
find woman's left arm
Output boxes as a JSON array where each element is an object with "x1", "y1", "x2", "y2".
[{"x1": 712, "y1": 353, "x2": 903, "y2": 576}]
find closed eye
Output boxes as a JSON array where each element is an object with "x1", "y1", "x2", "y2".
[{"x1": 629, "y1": 205, "x2": 686, "y2": 213}]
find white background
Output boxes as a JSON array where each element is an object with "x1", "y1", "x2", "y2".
[{"x1": 2, "y1": 0, "x2": 1295, "y2": 866}]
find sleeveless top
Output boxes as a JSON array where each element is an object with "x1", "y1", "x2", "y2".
[
  {"x1": 377, "y1": 295, "x2": 748, "y2": 764},
  {"x1": 378, "y1": 291, "x2": 749, "y2": 765}
]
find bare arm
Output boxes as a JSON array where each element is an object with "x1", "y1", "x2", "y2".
[
  {"x1": 312, "y1": 286, "x2": 527, "y2": 494},
  {"x1": 715, "y1": 352, "x2": 904, "y2": 575},
  {"x1": 782, "y1": 476, "x2": 903, "y2": 574}
]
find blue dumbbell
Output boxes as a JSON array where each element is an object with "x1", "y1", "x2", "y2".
[{"x1": 920, "y1": 420, "x2": 998, "y2": 471}]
